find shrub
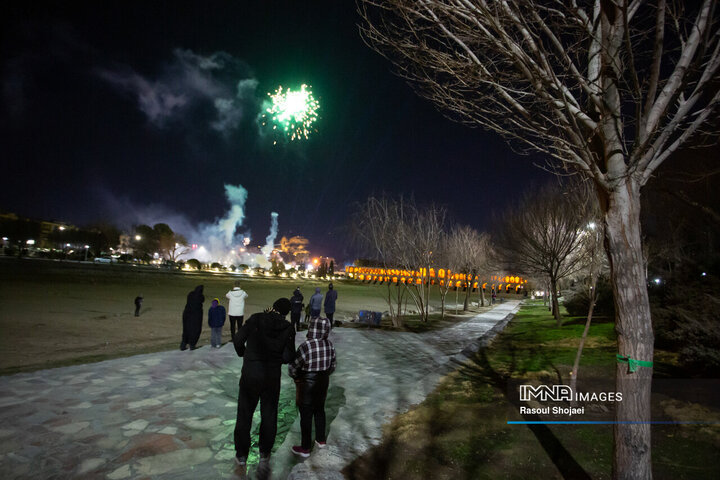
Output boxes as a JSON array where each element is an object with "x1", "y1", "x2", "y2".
[
  {"x1": 564, "y1": 276, "x2": 615, "y2": 317},
  {"x1": 652, "y1": 276, "x2": 720, "y2": 376}
]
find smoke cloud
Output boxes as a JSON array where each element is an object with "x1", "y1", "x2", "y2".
[
  {"x1": 216, "y1": 184, "x2": 248, "y2": 245},
  {"x1": 96, "y1": 183, "x2": 284, "y2": 268},
  {"x1": 261, "y1": 212, "x2": 279, "y2": 258},
  {"x1": 97, "y1": 49, "x2": 259, "y2": 134}
]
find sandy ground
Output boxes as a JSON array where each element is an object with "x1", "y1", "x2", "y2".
[{"x1": 0, "y1": 257, "x2": 397, "y2": 374}]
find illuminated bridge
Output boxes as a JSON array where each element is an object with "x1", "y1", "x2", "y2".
[{"x1": 345, "y1": 266, "x2": 528, "y2": 293}]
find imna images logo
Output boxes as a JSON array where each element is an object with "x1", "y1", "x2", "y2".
[
  {"x1": 519, "y1": 384, "x2": 572, "y2": 402},
  {"x1": 519, "y1": 384, "x2": 623, "y2": 402}
]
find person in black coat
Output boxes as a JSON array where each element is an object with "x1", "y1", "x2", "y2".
[
  {"x1": 290, "y1": 287, "x2": 304, "y2": 331},
  {"x1": 181, "y1": 285, "x2": 204, "y2": 350},
  {"x1": 134, "y1": 294, "x2": 143, "y2": 317},
  {"x1": 233, "y1": 298, "x2": 295, "y2": 468}
]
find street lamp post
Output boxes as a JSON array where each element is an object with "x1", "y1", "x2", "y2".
[{"x1": 84, "y1": 245, "x2": 90, "y2": 262}]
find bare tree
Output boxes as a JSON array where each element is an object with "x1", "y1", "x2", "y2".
[
  {"x1": 167, "y1": 236, "x2": 190, "y2": 262},
  {"x1": 358, "y1": 2, "x2": 720, "y2": 476},
  {"x1": 353, "y1": 196, "x2": 446, "y2": 323},
  {"x1": 497, "y1": 184, "x2": 589, "y2": 324},
  {"x1": 447, "y1": 225, "x2": 491, "y2": 311},
  {"x1": 352, "y1": 196, "x2": 406, "y2": 327},
  {"x1": 434, "y1": 235, "x2": 455, "y2": 318},
  {"x1": 570, "y1": 216, "x2": 609, "y2": 404},
  {"x1": 395, "y1": 202, "x2": 447, "y2": 321}
]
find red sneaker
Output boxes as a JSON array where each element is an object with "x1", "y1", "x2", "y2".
[
  {"x1": 315, "y1": 440, "x2": 327, "y2": 449},
  {"x1": 291, "y1": 445, "x2": 310, "y2": 458}
]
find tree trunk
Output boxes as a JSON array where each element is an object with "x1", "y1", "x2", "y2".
[
  {"x1": 569, "y1": 275, "x2": 598, "y2": 407},
  {"x1": 604, "y1": 179, "x2": 654, "y2": 480},
  {"x1": 440, "y1": 290, "x2": 446, "y2": 320},
  {"x1": 463, "y1": 270, "x2": 474, "y2": 311},
  {"x1": 480, "y1": 285, "x2": 485, "y2": 307},
  {"x1": 396, "y1": 283, "x2": 404, "y2": 327},
  {"x1": 550, "y1": 276, "x2": 561, "y2": 325},
  {"x1": 387, "y1": 283, "x2": 401, "y2": 328}
]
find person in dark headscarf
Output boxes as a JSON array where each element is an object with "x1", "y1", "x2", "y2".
[
  {"x1": 181, "y1": 285, "x2": 204, "y2": 350},
  {"x1": 323, "y1": 283, "x2": 338, "y2": 323}
]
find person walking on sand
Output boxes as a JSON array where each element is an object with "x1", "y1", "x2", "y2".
[
  {"x1": 289, "y1": 316, "x2": 336, "y2": 458},
  {"x1": 290, "y1": 287, "x2": 304, "y2": 331},
  {"x1": 181, "y1": 285, "x2": 204, "y2": 350},
  {"x1": 323, "y1": 283, "x2": 338, "y2": 324},
  {"x1": 208, "y1": 298, "x2": 226, "y2": 348},
  {"x1": 309, "y1": 287, "x2": 323, "y2": 318},
  {"x1": 233, "y1": 298, "x2": 295, "y2": 470},
  {"x1": 134, "y1": 294, "x2": 143, "y2": 317},
  {"x1": 226, "y1": 281, "x2": 248, "y2": 340}
]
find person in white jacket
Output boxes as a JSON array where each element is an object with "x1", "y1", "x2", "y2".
[{"x1": 226, "y1": 281, "x2": 248, "y2": 339}]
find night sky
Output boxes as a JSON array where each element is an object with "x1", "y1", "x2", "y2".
[{"x1": 0, "y1": 1, "x2": 554, "y2": 262}]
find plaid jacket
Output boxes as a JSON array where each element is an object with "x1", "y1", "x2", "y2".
[{"x1": 289, "y1": 317, "x2": 336, "y2": 377}]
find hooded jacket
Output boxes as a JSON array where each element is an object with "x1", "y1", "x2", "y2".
[
  {"x1": 208, "y1": 303, "x2": 226, "y2": 328},
  {"x1": 226, "y1": 287, "x2": 248, "y2": 316},
  {"x1": 233, "y1": 310, "x2": 295, "y2": 365},
  {"x1": 288, "y1": 317, "x2": 336, "y2": 377},
  {"x1": 290, "y1": 290, "x2": 304, "y2": 314},
  {"x1": 309, "y1": 289, "x2": 323, "y2": 311}
]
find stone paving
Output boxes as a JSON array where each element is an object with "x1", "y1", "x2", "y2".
[{"x1": 0, "y1": 301, "x2": 520, "y2": 480}]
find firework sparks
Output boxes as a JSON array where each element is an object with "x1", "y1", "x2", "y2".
[{"x1": 263, "y1": 84, "x2": 319, "y2": 143}]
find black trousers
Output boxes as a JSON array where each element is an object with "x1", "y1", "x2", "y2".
[
  {"x1": 234, "y1": 362, "x2": 281, "y2": 458},
  {"x1": 325, "y1": 312, "x2": 334, "y2": 323},
  {"x1": 134, "y1": 305, "x2": 141, "y2": 316},
  {"x1": 295, "y1": 371, "x2": 329, "y2": 449},
  {"x1": 290, "y1": 312, "x2": 301, "y2": 331},
  {"x1": 229, "y1": 315, "x2": 244, "y2": 338}
]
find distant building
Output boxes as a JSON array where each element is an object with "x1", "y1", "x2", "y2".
[
  {"x1": 0, "y1": 211, "x2": 74, "y2": 248},
  {"x1": 279, "y1": 235, "x2": 311, "y2": 264}
]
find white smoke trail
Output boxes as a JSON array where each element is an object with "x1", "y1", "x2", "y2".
[
  {"x1": 190, "y1": 184, "x2": 250, "y2": 264},
  {"x1": 261, "y1": 212, "x2": 279, "y2": 258},
  {"x1": 97, "y1": 183, "x2": 284, "y2": 268},
  {"x1": 216, "y1": 184, "x2": 248, "y2": 245}
]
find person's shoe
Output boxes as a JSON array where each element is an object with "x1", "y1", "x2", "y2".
[
  {"x1": 234, "y1": 455, "x2": 246, "y2": 466},
  {"x1": 291, "y1": 446, "x2": 310, "y2": 458},
  {"x1": 256, "y1": 456, "x2": 271, "y2": 480},
  {"x1": 315, "y1": 440, "x2": 327, "y2": 449}
]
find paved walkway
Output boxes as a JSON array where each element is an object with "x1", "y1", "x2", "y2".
[{"x1": 0, "y1": 301, "x2": 520, "y2": 480}]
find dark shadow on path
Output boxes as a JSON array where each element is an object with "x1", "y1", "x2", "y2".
[{"x1": 455, "y1": 348, "x2": 591, "y2": 480}]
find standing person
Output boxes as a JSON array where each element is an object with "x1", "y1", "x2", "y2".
[
  {"x1": 491, "y1": 289, "x2": 496, "y2": 305},
  {"x1": 290, "y1": 287, "x2": 304, "y2": 331},
  {"x1": 226, "y1": 281, "x2": 248, "y2": 340},
  {"x1": 181, "y1": 285, "x2": 204, "y2": 350},
  {"x1": 208, "y1": 298, "x2": 226, "y2": 348},
  {"x1": 323, "y1": 283, "x2": 338, "y2": 324},
  {"x1": 233, "y1": 298, "x2": 296, "y2": 468},
  {"x1": 309, "y1": 287, "x2": 323, "y2": 318},
  {"x1": 289, "y1": 316, "x2": 336, "y2": 457},
  {"x1": 134, "y1": 294, "x2": 143, "y2": 317}
]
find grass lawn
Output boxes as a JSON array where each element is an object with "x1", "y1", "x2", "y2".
[
  {"x1": 0, "y1": 257, "x2": 493, "y2": 374},
  {"x1": 344, "y1": 300, "x2": 720, "y2": 479}
]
